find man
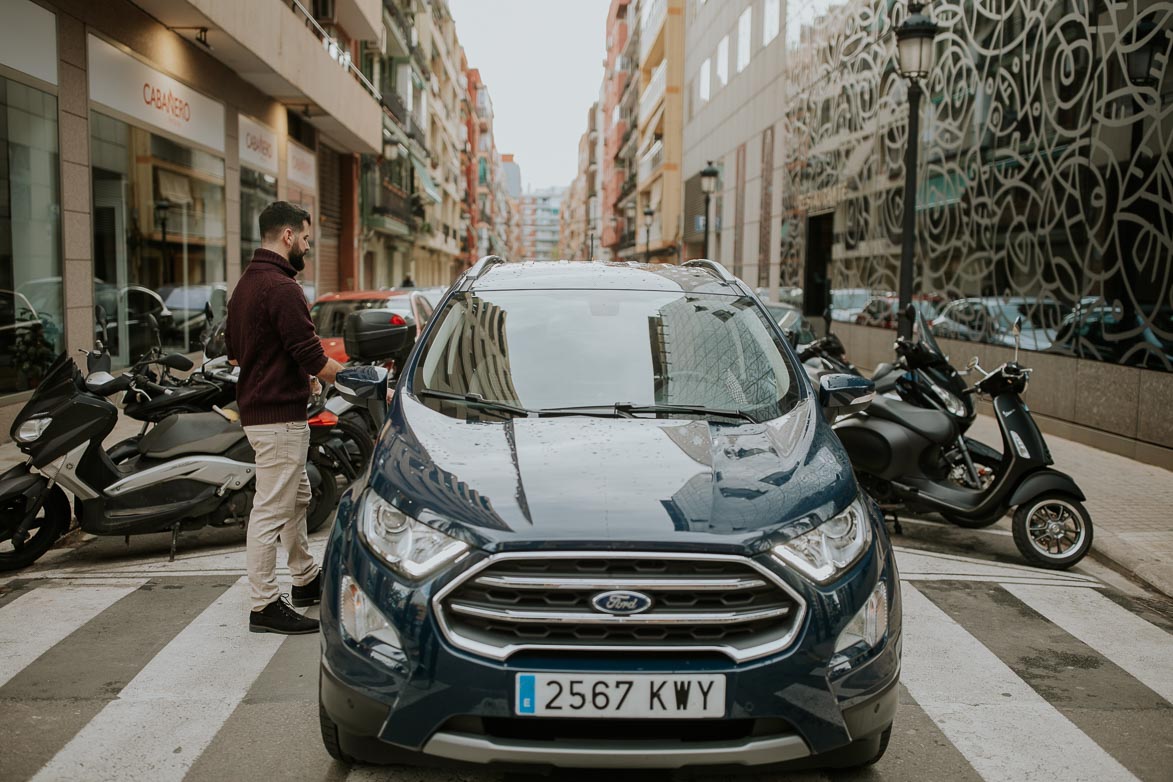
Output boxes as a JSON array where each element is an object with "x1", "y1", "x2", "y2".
[{"x1": 226, "y1": 201, "x2": 344, "y2": 634}]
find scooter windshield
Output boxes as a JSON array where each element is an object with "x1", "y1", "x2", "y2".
[{"x1": 914, "y1": 309, "x2": 946, "y2": 360}]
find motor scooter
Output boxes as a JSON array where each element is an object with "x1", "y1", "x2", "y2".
[
  {"x1": 833, "y1": 320, "x2": 1094, "y2": 569},
  {"x1": 0, "y1": 353, "x2": 338, "y2": 571}
]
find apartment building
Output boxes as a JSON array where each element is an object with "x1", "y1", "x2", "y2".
[
  {"x1": 520, "y1": 187, "x2": 565, "y2": 260},
  {"x1": 0, "y1": 0, "x2": 384, "y2": 432},
  {"x1": 562, "y1": 102, "x2": 601, "y2": 260},
  {"x1": 682, "y1": 0, "x2": 785, "y2": 287},
  {"x1": 635, "y1": 0, "x2": 685, "y2": 263}
]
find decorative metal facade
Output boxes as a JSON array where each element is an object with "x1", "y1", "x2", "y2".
[{"x1": 777, "y1": 0, "x2": 1171, "y2": 370}]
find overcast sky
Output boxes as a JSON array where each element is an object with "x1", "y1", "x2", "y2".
[{"x1": 448, "y1": 0, "x2": 611, "y2": 193}]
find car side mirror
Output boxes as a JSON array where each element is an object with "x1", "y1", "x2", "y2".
[
  {"x1": 818, "y1": 373, "x2": 875, "y2": 418},
  {"x1": 335, "y1": 365, "x2": 389, "y2": 405}
]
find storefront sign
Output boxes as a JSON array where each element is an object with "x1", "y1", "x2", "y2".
[
  {"x1": 238, "y1": 114, "x2": 278, "y2": 176},
  {"x1": 87, "y1": 34, "x2": 224, "y2": 153},
  {"x1": 287, "y1": 140, "x2": 317, "y2": 191},
  {"x1": 0, "y1": 0, "x2": 57, "y2": 85},
  {"x1": 795, "y1": 184, "x2": 846, "y2": 213}
]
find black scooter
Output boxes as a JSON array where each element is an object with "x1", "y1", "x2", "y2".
[
  {"x1": 0, "y1": 353, "x2": 338, "y2": 572},
  {"x1": 834, "y1": 320, "x2": 1094, "y2": 569}
]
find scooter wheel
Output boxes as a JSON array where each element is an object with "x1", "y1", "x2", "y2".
[
  {"x1": 1012, "y1": 493, "x2": 1093, "y2": 569},
  {"x1": 0, "y1": 487, "x2": 71, "y2": 572}
]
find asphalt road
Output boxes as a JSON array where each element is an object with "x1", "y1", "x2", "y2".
[{"x1": 1, "y1": 512, "x2": 1170, "y2": 782}]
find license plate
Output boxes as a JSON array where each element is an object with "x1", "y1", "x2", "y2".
[{"x1": 514, "y1": 673, "x2": 726, "y2": 718}]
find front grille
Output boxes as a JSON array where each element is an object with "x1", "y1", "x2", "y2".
[{"x1": 433, "y1": 552, "x2": 806, "y2": 662}]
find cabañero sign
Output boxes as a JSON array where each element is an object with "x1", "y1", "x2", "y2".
[
  {"x1": 239, "y1": 114, "x2": 278, "y2": 176},
  {"x1": 88, "y1": 34, "x2": 224, "y2": 153}
]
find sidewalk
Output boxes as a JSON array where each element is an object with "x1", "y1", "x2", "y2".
[{"x1": 968, "y1": 414, "x2": 1173, "y2": 598}]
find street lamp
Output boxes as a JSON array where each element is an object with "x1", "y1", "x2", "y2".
[
  {"x1": 154, "y1": 199, "x2": 172, "y2": 265},
  {"x1": 643, "y1": 206, "x2": 654, "y2": 264},
  {"x1": 700, "y1": 161, "x2": 719, "y2": 259},
  {"x1": 894, "y1": 1, "x2": 940, "y2": 340}
]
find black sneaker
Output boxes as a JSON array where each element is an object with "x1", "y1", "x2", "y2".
[
  {"x1": 249, "y1": 595, "x2": 319, "y2": 635},
  {"x1": 291, "y1": 572, "x2": 322, "y2": 607}
]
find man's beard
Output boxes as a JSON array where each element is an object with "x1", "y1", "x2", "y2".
[{"x1": 288, "y1": 247, "x2": 307, "y2": 272}]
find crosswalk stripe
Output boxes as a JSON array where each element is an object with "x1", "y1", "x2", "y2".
[
  {"x1": 0, "y1": 581, "x2": 144, "y2": 690},
  {"x1": 31, "y1": 577, "x2": 286, "y2": 782},
  {"x1": 1004, "y1": 584, "x2": 1173, "y2": 704},
  {"x1": 900, "y1": 584, "x2": 1137, "y2": 782}
]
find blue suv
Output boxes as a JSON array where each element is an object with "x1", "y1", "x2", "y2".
[{"x1": 319, "y1": 258, "x2": 899, "y2": 772}]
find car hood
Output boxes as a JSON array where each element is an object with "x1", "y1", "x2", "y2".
[{"x1": 367, "y1": 395, "x2": 856, "y2": 554}]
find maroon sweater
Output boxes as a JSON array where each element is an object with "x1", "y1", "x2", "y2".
[{"x1": 225, "y1": 249, "x2": 327, "y2": 426}]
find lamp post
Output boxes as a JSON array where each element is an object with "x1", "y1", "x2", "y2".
[
  {"x1": 894, "y1": 1, "x2": 940, "y2": 339},
  {"x1": 643, "y1": 206, "x2": 654, "y2": 263},
  {"x1": 700, "y1": 161, "x2": 719, "y2": 258}
]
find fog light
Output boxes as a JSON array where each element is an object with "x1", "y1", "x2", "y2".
[
  {"x1": 340, "y1": 575, "x2": 401, "y2": 649},
  {"x1": 833, "y1": 581, "x2": 888, "y2": 660}
]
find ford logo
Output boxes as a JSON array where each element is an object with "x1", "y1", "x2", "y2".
[{"x1": 591, "y1": 590, "x2": 654, "y2": 615}]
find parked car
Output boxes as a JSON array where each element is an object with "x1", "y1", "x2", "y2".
[
  {"x1": 310, "y1": 289, "x2": 434, "y2": 363},
  {"x1": 157, "y1": 282, "x2": 227, "y2": 351},
  {"x1": 1051, "y1": 304, "x2": 1173, "y2": 370},
  {"x1": 319, "y1": 259, "x2": 898, "y2": 772},
  {"x1": 931, "y1": 296, "x2": 1062, "y2": 352},
  {"x1": 831, "y1": 288, "x2": 880, "y2": 322},
  {"x1": 855, "y1": 294, "x2": 945, "y2": 330}
]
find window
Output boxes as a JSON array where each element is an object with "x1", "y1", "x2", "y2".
[
  {"x1": 0, "y1": 76, "x2": 63, "y2": 395},
  {"x1": 716, "y1": 36, "x2": 729, "y2": 87},
  {"x1": 763, "y1": 0, "x2": 780, "y2": 45},
  {"x1": 737, "y1": 8, "x2": 752, "y2": 72},
  {"x1": 699, "y1": 58, "x2": 711, "y2": 102}
]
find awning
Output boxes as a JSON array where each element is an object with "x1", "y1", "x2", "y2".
[
  {"x1": 412, "y1": 157, "x2": 442, "y2": 204},
  {"x1": 157, "y1": 169, "x2": 193, "y2": 205}
]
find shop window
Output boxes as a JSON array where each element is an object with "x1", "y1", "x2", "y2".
[
  {"x1": 91, "y1": 112, "x2": 226, "y2": 365},
  {"x1": 241, "y1": 166, "x2": 278, "y2": 273},
  {"x1": 0, "y1": 77, "x2": 62, "y2": 394}
]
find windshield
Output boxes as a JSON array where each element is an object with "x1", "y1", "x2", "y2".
[
  {"x1": 412, "y1": 289, "x2": 801, "y2": 421},
  {"x1": 311, "y1": 299, "x2": 409, "y2": 338},
  {"x1": 913, "y1": 307, "x2": 944, "y2": 357}
]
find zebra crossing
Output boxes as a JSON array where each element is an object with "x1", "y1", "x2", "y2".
[{"x1": 0, "y1": 547, "x2": 1170, "y2": 782}]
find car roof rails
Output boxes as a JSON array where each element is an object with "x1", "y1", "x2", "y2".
[
  {"x1": 457, "y1": 255, "x2": 508, "y2": 290},
  {"x1": 683, "y1": 259, "x2": 736, "y2": 283}
]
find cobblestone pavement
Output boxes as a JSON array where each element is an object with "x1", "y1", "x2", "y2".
[{"x1": 967, "y1": 414, "x2": 1173, "y2": 598}]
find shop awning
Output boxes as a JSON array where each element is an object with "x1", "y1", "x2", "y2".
[{"x1": 412, "y1": 158, "x2": 442, "y2": 204}]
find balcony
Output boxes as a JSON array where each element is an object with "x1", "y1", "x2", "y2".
[
  {"x1": 382, "y1": 87, "x2": 408, "y2": 125},
  {"x1": 135, "y1": 0, "x2": 382, "y2": 152},
  {"x1": 639, "y1": 60, "x2": 667, "y2": 127},
  {"x1": 638, "y1": 139, "x2": 664, "y2": 183},
  {"x1": 639, "y1": 0, "x2": 667, "y2": 66}
]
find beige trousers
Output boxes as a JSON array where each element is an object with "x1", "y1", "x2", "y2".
[{"x1": 244, "y1": 421, "x2": 319, "y2": 611}]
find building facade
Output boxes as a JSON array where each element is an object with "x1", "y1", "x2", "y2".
[
  {"x1": 604, "y1": 0, "x2": 641, "y2": 260},
  {"x1": 0, "y1": 0, "x2": 384, "y2": 432},
  {"x1": 519, "y1": 187, "x2": 564, "y2": 260}
]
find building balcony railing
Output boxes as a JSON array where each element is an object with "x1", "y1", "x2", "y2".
[
  {"x1": 639, "y1": 60, "x2": 667, "y2": 127},
  {"x1": 638, "y1": 140, "x2": 664, "y2": 183},
  {"x1": 288, "y1": 0, "x2": 381, "y2": 102},
  {"x1": 385, "y1": 0, "x2": 413, "y2": 50},
  {"x1": 382, "y1": 87, "x2": 408, "y2": 124},
  {"x1": 639, "y1": 0, "x2": 666, "y2": 65}
]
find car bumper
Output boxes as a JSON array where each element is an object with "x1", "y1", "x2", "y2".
[{"x1": 319, "y1": 495, "x2": 901, "y2": 769}]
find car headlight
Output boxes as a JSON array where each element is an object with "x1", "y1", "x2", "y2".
[
  {"x1": 340, "y1": 574, "x2": 400, "y2": 648},
  {"x1": 359, "y1": 490, "x2": 469, "y2": 580},
  {"x1": 926, "y1": 376, "x2": 967, "y2": 417},
  {"x1": 772, "y1": 498, "x2": 872, "y2": 584},
  {"x1": 15, "y1": 417, "x2": 52, "y2": 443}
]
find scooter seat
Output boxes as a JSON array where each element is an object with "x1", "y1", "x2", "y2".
[
  {"x1": 138, "y1": 411, "x2": 246, "y2": 460},
  {"x1": 866, "y1": 395, "x2": 956, "y2": 445}
]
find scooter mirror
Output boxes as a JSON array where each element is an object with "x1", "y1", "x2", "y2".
[
  {"x1": 1012, "y1": 316, "x2": 1022, "y2": 337},
  {"x1": 94, "y1": 304, "x2": 108, "y2": 330},
  {"x1": 967, "y1": 356, "x2": 979, "y2": 371},
  {"x1": 783, "y1": 328, "x2": 799, "y2": 349}
]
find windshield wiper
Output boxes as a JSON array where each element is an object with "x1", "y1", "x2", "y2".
[
  {"x1": 416, "y1": 390, "x2": 534, "y2": 417},
  {"x1": 539, "y1": 403, "x2": 758, "y2": 423}
]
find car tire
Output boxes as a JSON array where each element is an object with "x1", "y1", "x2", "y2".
[
  {"x1": 822, "y1": 724, "x2": 892, "y2": 769},
  {"x1": 319, "y1": 705, "x2": 354, "y2": 764}
]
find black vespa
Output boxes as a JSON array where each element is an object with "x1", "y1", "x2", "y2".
[{"x1": 834, "y1": 318, "x2": 1094, "y2": 569}]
